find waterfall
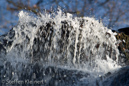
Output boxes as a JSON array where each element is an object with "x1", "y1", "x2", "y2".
[{"x1": 0, "y1": 9, "x2": 121, "y2": 86}]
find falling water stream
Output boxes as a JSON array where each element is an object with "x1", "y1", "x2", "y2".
[{"x1": 0, "y1": 9, "x2": 121, "y2": 86}]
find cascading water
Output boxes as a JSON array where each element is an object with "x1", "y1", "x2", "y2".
[{"x1": 0, "y1": 9, "x2": 121, "y2": 86}]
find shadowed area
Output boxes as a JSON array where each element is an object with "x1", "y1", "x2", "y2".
[{"x1": 118, "y1": 27, "x2": 129, "y2": 35}]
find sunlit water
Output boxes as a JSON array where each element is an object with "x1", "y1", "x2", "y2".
[{"x1": 0, "y1": 9, "x2": 121, "y2": 86}]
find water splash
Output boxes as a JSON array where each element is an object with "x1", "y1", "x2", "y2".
[{"x1": 0, "y1": 9, "x2": 121, "y2": 86}]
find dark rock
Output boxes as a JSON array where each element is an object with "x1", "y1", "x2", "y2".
[
  {"x1": 102, "y1": 66, "x2": 129, "y2": 86},
  {"x1": 118, "y1": 27, "x2": 129, "y2": 35},
  {"x1": 0, "y1": 63, "x2": 89, "y2": 86},
  {"x1": 112, "y1": 30, "x2": 116, "y2": 32}
]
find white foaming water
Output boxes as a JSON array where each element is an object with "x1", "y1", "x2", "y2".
[{"x1": 1, "y1": 9, "x2": 121, "y2": 85}]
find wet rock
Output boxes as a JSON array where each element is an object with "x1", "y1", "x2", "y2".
[
  {"x1": 0, "y1": 63, "x2": 89, "y2": 86},
  {"x1": 102, "y1": 66, "x2": 129, "y2": 86}
]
